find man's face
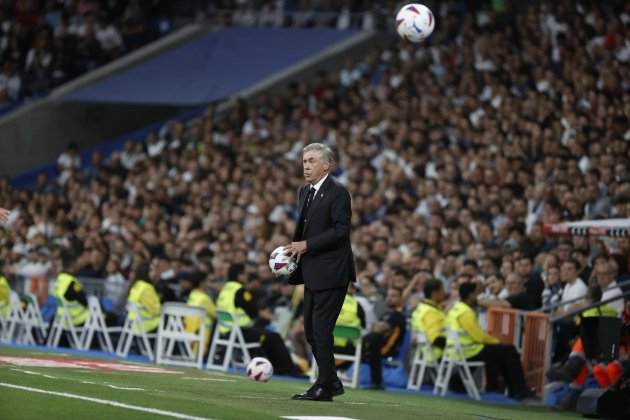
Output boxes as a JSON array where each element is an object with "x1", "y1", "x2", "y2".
[
  {"x1": 517, "y1": 258, "x2": 532, "y2": 275},
  {"x1": 560, "y1": 262, "x2": 577, "y2": 283},
  {"x1": 302, "y1": 150, "x2": 329, "y2": 184},
  {"x1": 487, "y1": 275, "x2": 504, "y2": 294},
  {"x1": 432, "y1": 287, "x2": 446, "y2": 304},
  {"x1": 506, "y1": 274, "x2": 522, "y2": 295},
  {"x1": 386, "y1": 288, "x2": 401, "y2": 308}
]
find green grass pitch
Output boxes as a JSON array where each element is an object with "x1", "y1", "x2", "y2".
[{"x1": 0, "y1": 347, "x2": 579, "y2": 420}]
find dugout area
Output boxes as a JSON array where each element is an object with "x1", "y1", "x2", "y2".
[{"x1": 0, "y1": 346, "x2": 579, "y2": 420}]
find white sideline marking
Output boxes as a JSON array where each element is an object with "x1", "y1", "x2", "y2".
[
  {"x1": 181, "y1": 377, "x2": 237, "y2": 383},
  {"x1": 10, "y1": 368, "x2": 57, "y2": 379},
  {"x1": 0, "y1": 383, "x2": 212, "y2": 420},
  {"x1": 281, "y1": 417, "x2": 360, "y2": 420},
  {"x1": 80, "y1": 380, "x2": 145, "y2": 391}
]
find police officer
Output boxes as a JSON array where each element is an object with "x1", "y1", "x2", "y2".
[
  {"x1": 217, "y1": 264, "x2": 303, "y2": 376},
  {"x1": 411, "y1": 279, "x2": 446, "y2": 361},
  {"x1": 127, "y1": 262, "x2": 161, "y2": 334},
  {"x1": 180, "y1": 271, "x2": 216, "y2": 355},
  {"x1": 446, "y1": 282, "x2": 531, "y2": 400}
]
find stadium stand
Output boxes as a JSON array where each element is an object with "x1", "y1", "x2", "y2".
[
  {"x1": 1, "y1": 0, "x2": 629, "y2": 414},
  {"x1": 0, "y1": 0, "x2": 173, "y2": 113}
]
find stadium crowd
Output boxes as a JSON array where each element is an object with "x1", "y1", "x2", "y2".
[
  {"x1": 1, "y1": 0, "x2": 630, "y2": 407},
  {"x1": 0, "y1": 0, "x2": 172, "y2": 108}
]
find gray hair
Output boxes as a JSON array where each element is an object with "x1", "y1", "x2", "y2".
[{"x1": 303, "y1": 143, "x2": 334, "y2": 165}]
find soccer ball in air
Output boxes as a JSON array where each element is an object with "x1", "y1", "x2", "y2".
[
  {"x1": 395, "y1": 3, "x2": 435, "y2": 43},
  {"x1": 247, "y1": 357, "x2": 273, "y2": 382},
  {"x1": 268, "y1": 246, "x2": 297, "y2": 276}
]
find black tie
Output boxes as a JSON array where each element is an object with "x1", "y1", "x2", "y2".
[{"x1": 304, "y1": 187, "x2": 315, "y2": 212}]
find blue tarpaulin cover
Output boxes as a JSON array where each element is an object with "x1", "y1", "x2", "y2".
[{"x1": 63, "y1": 27, "x2": 356, "y2": 105}]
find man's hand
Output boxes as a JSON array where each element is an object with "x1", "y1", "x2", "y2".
[
  {"x1": 0, "y1": 208, "x2": 10, "y2": 223},
  {"x1": 284, "y1": 241, "x2": 307, "y2": 260}
]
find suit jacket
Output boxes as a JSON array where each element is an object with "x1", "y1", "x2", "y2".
[{"x1": 288, "y1": 175, "x2": 356, "y2": 290}]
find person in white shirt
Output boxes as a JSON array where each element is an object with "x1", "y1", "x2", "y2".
[
  {"x1": 559, "y1": 259, "x2": 588, "y2": 315},
  {"x1": 593, "y1": 258, "x2": 624, "y2": 315}
]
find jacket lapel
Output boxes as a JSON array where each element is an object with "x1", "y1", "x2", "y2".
[
  {"x1": 304, "y1": 176, "x2": 333, "y2": 230},
  {"x1": 297, "y1": 185, "x2": 309, "y2": 218}
]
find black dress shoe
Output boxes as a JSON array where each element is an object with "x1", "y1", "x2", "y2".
[
  {"x1": 292, "y1": 385, "x2": 333, "y2": 402},
  {"x1": 332, "y1": 379, "x2": 345, "y2": 397}
]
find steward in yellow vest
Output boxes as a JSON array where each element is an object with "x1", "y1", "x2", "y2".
[
  {"x1": 334, "y1": 287, "x2": 366, "y2": 349},
  {"x1": 447, "y1": 282, "x2": 531, "y2": 400},
  {"x1": 54, "y1": 272, "x2": 89, "y2": 327},
  {"x1": 411, "y1": 279, "x2": 446, "y2": 361},
  {"x1": 0, "y1": 275, "x2": 11, "y2": 319},
  {"x1": 215, "y1": 263, "x2": 303, "y2": 376},
  {"x1": 127, "y1": 263, "x2": 161, "y2": 333},
  {"x1": 181, "y1": 271, "x2": 216, "y2": 354}
]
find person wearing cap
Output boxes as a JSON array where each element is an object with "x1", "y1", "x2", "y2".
[
  {"x1": 216, "y1": 263, "x2": 304, "y2": 376},
  {"x1": 445, "y1": 282, "x2": 532, "y2": 400},
  {"x1": 180, "y1": 271, "x2": 216, "y2": 355}
]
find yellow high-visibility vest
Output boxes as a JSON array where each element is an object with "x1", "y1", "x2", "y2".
[
  {"x1": 445, "y1": 301, "x2": 484, "y2": 359},
  {"x1": 411, "y1": 300, "x2": 445, "y2": 360},
  {"x1": 334, "y1": 294, "x2": 361, "y2": 347},
  {"x1": 54, "y1": 273, "x2": 89, "y2": 326},
  {"x1": 186, "y1": 288, "x2": 216, "y2": 355},
  {"x1": 0, "y1": 276, "x2": 10, "y2": 318},
  {"x1": 216, "y1": 281, "x2": 251, "y2": 334},
  {"x1": 127, "y1": 280, "x2": 161, "y2": 333}
]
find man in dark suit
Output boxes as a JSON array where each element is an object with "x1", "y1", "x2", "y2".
[{"x1": 285, "y1": 142, "x2": 355, "y2": 402}]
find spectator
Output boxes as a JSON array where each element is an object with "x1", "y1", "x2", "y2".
[
  {"x1": 559, "y1": 259, "x2": 589, "y2": 314},
  {"x1": 542, "y1": 265, "x2": 563, "y2": 308},
  {"x1": 362, "y1": 287, "x2": 406, "y2": 390},
  {"x1": 516, "y1": 255, "x2": 545, "y2": 309},
  {"x1": 478, "y1": 273, "x2": 535, "y2": 311}
]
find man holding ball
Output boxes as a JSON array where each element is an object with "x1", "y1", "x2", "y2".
[{"x1": 285, "y1": 143, "x2": 355, "y2": 402}]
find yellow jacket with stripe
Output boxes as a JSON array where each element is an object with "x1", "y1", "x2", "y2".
[
  {"x1": 445, "y1": 301, "x2": 499, "y2": 359},
  {"x1": 127, "y1": 279, "x2": 161, "y2": 333}
]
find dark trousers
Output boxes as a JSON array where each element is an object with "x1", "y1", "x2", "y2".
[
  {"x1": 304, "y1": 285, "x2": 347, "y2": 390},
  {"x1": 470, "y1": 344, "x2": 528, "y2": 397},
  {"x1": 362, "y1": 332, "x2": 397, "y2": 385},
  {"x1": 241, "y1": 327, "x2": 298, "y2": 376},
  {"x1": 553, "y1": 319, "x2": 579, "y2": 363}
]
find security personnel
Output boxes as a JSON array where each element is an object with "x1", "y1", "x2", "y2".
[
  {"x1": 181, "y1": 271, "x2": 216, "y2": 355},
  {"x1": 411, "y1": 279, "x2": 446, "y2": 361},
  {"x1": 446, "y1": 282, "x2": 530, "y2": 400},
  {"x1": 0, "y1": 274, "x2": 11, "y2": 319},
  {"x1": 333, "y1": 284, "x2": 366, "y2": 363},
  {"x1": 54, "y1": 271, "x2": 89, "y2": 327},
  {"x1": 127, "y1": 263, "x2": 161, "y2": 333},
  {"x1": 217, "y1": 264, "x2": 303, "y2": 376}
]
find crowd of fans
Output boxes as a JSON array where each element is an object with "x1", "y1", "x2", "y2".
[
  {"x1": 0, "y1": 0, "x2": 172, "y2": 109},
  {"x1": 1, "y1": 0, "x2": 630, "y2": 402}
]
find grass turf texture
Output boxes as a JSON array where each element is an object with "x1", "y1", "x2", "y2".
[{"x1": 0, "y1": 347, "x2": 579, "y2": 420}]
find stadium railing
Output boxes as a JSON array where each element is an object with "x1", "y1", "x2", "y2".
[
  {"x1": 486, "y1": 307, "x2": 550, "y2": 396},
  {"x1": 9, "y1": 274, "x2": 129, "y2": 316}
]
